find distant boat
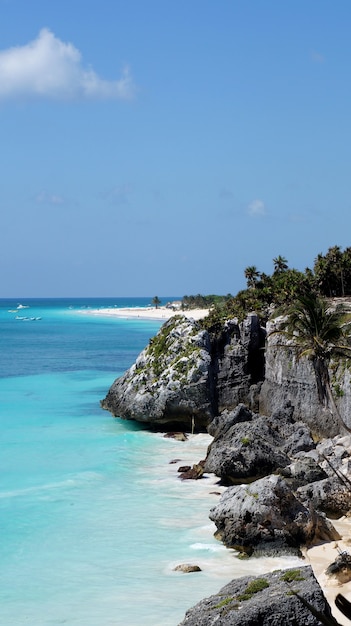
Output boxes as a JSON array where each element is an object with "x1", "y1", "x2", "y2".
[
  {"x1": 15, "y1": 316, "x2": 41, "y2": 321},
  {"x1": 17, "y1": 304, "x2": 29, "y2": 309}
]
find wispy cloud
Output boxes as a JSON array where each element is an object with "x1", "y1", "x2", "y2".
[
  {"x1": 35, "y1": 191, "x2": 65, "y2": 205},
  {"x1": 247, "y1": 199, "x2": 266, "y2": 217},
  {"x1": 0, "y1": 28, "x2": 136, "y2": 101}
]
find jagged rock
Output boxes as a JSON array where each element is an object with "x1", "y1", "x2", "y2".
[
  {"x1": 204, "y1": 403, "x2": 316, "y2": 485},
  {"x1": 101, "y1": 316, "x2": 214, "y2": 430},
  {"x1": 178, "y1": 565, "x2": 334, "y2": 625},
  {"x1": 317, "y1": 435, "x2": 351, "y2": 477},
  {"x1": 297, "y1": 476, "x2": 351, "y2": 518},
  {"x1": 173, "y1": 564, "x2": 202, "y2": 573},
  {"x1": 281, "y1": 424, "x2": 316, "y2": 456},
  {"x1": 269, "y1": 403, "x2": 316, "y2": 455},
  {"x1": 207, "y1": 404, "x2": 252, "y2": 438},
  {"x1": 292, "y1": 435, "x2": 351, "y2": 517},
  {"x1": 204, "y1": 411, "x2": 291, "y2": 485},
  {"x1": 277, "y1": 457, "x2": 328, "y2": 490},
  {"x1": 211, "y1": 315, "x2": 266, "y2": 414},
  {"x1": 209, "y1": 475, "x2": 340, "y2": 557}
]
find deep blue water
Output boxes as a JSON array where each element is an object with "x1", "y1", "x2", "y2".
[{"x1": 0, "y1": 298, "x2": 300, "y2": 625}]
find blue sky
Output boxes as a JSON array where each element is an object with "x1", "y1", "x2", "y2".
[{"x1": 1, "y1": 1, "x2": 351, "y2": 297}]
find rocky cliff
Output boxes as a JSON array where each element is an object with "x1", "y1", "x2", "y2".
[
  {"x1": 101, "y1": 310, "x2": 351, "y2": 624},
  {"x1": 102, "y1": 310, "x2": 351, "y2": 438},
  {"x1": 101, "y1": 313, "x2": 266, "y2": 430},
  {"x1": 259, "y1": 316, "x2": 351, "y2": 438}
]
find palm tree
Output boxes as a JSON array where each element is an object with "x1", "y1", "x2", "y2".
[
  {"x1": 274, "y1": 293, "x2": 351, "y2": 433},
  {"x1": 273, "y1": 255, "x2": 288, "y2": 274},
  {"x1": 244, "y1": 265, "x2": 260, "y2": 289},
  {"x1": 152, "y1": 296, "x2": 161, "y2": 309}
]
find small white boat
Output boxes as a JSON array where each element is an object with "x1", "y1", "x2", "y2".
[{"x1": 15, "y1": 316, "x2": 41, "y2": 321}]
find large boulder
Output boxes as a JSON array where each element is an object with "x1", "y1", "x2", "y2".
[
  {"x1": 277, "y1": 457, "x2": 328, "y2": 491},
  {"x1": 297, "y1": 476, "x2": 351, "y2": 519},
  {"x1": 178, "y1": 565, "x2": 335, "y2": 626},
  {"x1": 205, "y1": 416, "x2": 290, "y2": 484},
  {"x1": 204, "y1": 404, "x2": 315, "y2": 485},
  {"x1": 101, "y1": 316, "x2": 214, "y2": 430},
  {"x1": 207, "y1": 404, "x2": 253, "y2": 439},
  {"x1": 209, "y1": 475, "x2": 340, "y2": 557}
]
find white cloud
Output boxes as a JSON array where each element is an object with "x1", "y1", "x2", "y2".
[
  {"x1": 247, "y1": 199, "x2": 266, "y2": 216},
  {"x1": 0, "y1": 28, "x2": 135, "y2": 101}
]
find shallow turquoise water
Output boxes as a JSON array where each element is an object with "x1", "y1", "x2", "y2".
[{"x1": 0, "y1": 299, "x2": 302, "y2": 625}]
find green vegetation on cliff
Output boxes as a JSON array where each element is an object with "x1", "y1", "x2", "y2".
[{"x1": 182, "y1": 246, "x2": 351, "y2": 329}]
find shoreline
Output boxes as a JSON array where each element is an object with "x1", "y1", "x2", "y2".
[
  {"x1": 76, "y1": 306, "x2": 210, "y2": 322},
  {"x1": 85, "y1": 305, "x2": 351, "y2": 623},
  {"x1": 164, "y1": 432, "x2": 351, "y2": 625},
  {"x1": 304, "y1": 517, "x2": 351, "y2": 626}
]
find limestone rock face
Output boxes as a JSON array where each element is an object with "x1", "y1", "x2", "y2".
[
  {"x1": 101, "y1": 316, "x2": 214, "y2": 430},
  {"x1": 259, "y1": 316, "x2": 351, "y2": 437},
  {"x1": 178, "y1": 565, "x2": 334, "y2": 626},
  {"x1": 101, "y1": 314, "x2": 266, "y2": 430},
  {"x1": 211, "y1": 315, "x2": 265, "y2": 414},
  {"x1": 209, "y1": 474, "x2": 340, "y2": 557},
  {"x1": 102, "y1": 307, "x2": 351, "y2": 436}
]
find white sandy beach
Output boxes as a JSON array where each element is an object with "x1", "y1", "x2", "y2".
[
  {"x1": 304, "y1": 517, "x2": 351, "y2": 625},
  {"x1": 78, "y1": 306, "x2": 209, "y2": 321}
]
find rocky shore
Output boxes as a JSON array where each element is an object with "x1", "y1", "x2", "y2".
[{"x1": 101, "y1": 312, "x2": 351, "y2": 624}]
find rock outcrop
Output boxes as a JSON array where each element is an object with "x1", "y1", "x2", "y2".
[
  {"x1": 101, "y1": 316, "x2": 214, "y2": 430},
  {"x1": 204, "y1": 403, "x2": 315, "y2": 485},
  {"x1": 178, "y1": 565, "x2": 335, "y2": 626},
  {"x1": 211, "y1": 314, "x2": 265, "y2": 414},
  {"x1": 101, "y1": 314, "x2": 266, "y2": 430},
  {"x1": 203, "y1": 404, "x2": 351, "y2": 556},
  {"x1": 102, "y1": 308, "x2": 351, "y2": 436},
  {"x1": 259, "y1": 316, "x2": 351, "y2": 438},
  {"x1": 209, "y1": 474, "x2": 340, "y2": 557}
]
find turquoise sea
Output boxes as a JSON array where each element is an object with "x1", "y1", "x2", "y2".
[{"x1": 0, "y1": 298, "x2": 301, "y2": 625}]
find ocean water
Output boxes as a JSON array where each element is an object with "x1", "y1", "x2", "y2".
[{"x1": 0, "y1": 298, "x2": 302, "y2": 626}]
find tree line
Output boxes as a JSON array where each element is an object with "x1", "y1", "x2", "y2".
[
  {"x1": 183, "y1": 246, "x2": 351, "y2": 328},
  {"x1": 187, "y1": 245, "x2": 351, "y2": 436}
]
